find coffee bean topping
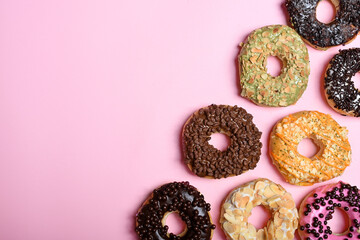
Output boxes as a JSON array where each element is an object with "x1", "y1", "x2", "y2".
[{"x1": 182, "y1": 104, "x2": 262, "y2": 179}]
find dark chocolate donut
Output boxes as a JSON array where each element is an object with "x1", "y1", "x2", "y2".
[
  {"x1": 135, "y1": 182, "x2": 215, "y2": 240},
  {"x1": 324, "y1": 48, "x2": 360, "y2": 117},
  {"x1": 286, "y1": 0, "x2": 360, "y2": 49},
  {"x1": 182, "y1": 104, "x2": 262, "y2": 179}
]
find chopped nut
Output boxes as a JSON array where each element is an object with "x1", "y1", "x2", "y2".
[
  {"x1": 276, "y1": 229, "x2": 284, "y2": 239},
  {"x1": 245, "y1": 89, "x2": 254, "y2": 97},
  {"x1": 223, "y1": 202, "x2": 232, "y2": 210},
  {"x1": 239, "y1": 196, "x2": 250, "y2": 208},
  {"x1": 250, "y1": 55, "x2": 258, "y2": 63},
  {"x1": 223, "y1": 222, "x2": 236, "y2": 233},
  {"x1": 224, "y1": 212, "x2": 237, "y2": 224},
  {"x1": 245, "y1": 201, "x2": 253, "y2": 213},
  {"x1": 279, "y1": 100, "x2": 287, "y2": 106},
  {"x1": 243, "y1": 187, "x2": 254, "y2": 196},
  {"x1": 262, "y1": 31, "x2": 270, "y2": 37},
  {"x1": 264, "y1": 186, "x2": 275, "y2": 198},
  {"x1": 286, "y1": 231, "x2": 293, "y2": 239},
  {"x1": 252, "y1": 48, "x2": 263, "y2": 53},
  {"x1": 288, "y1": 70, "x2": 294, "y2": 80},
  {"x1": 286, "y1": 36, "x2": 293, "y2": 42},
  {"x1": 257, "y1": 229, "x2": 266, "y2": 240},
  {"x1": 270, "y1": 184, "x2": 283, "y2": 195}
]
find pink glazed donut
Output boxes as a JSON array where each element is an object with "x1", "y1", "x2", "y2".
[{"x1": 299, "y1": 182, "x2": 360, "y2": 240}]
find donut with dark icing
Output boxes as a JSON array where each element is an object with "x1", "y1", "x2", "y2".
[
  {"x1": 286, "y1": 0, "x2": 360, "y2": 50},
  {"x1": 182, "y1": 104, "x2": 262, "y2": 179},
  {"x1": 324, "y1": 48, "x2": 360, "y2": 117},
  {"x1": 135, "y1": 182, "x2": 215, "y2": 240},
  {"x1": 299, "y1": 181, "x2": 360, "y2": 240}
]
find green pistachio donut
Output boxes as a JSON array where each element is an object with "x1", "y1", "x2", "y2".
[{"x1": 238, "y1": 25, "x2": 310, "y2": 107}]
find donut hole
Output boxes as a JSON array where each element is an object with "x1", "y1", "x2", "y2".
[
  {"x1": 297, "y1": 138, "x2": 320, "y2": 159},
  {"x1": 266, "y1": 55, "x2": 283, "y2": 77},
  {"x1": 162, "y1": 211, "x2": 187, "y2": 236},
  {"x1": 327, "y1": 207, "x2": 350, "y2": 235},
  {"x1": 316, "y1": 0, "x2": 337, "y2": 24},
  {"x1": 353, "y1": 72, "x2": 360, "y2": 90},
  {"x1": 208, "y1": 132, "x2": 231, "y2": 151},
  {"x1": 247, "y1": 205, "x2": 271, "y2": 229}
]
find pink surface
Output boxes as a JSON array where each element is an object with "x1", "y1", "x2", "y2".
[{"x1": 0, "y1": 0, "x2": 359, "y2": 239}]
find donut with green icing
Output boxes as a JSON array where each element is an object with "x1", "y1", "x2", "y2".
[{"x1": 238, "y1": 25, "x2": 310, "y2": 107}]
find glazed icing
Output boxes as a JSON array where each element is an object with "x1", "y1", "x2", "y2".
[
  {"x1": 239, "y1": 25, "x2": 310, "y2": 107},
  {"x1": 269, "y1": 111, "x2": 351, "y2": 186},
  {"x1": 135, "y1": 182, "x2": 215, "y2": 240},
  {"x1": 299, "y1": 182, "x2": 360, "y2": 239},
  {"x1": 220, "y1": 178, "x2": 298, "y2": 240},
  {"x1": 286, "y1": 0, "x2": 360, "y2": 49}
]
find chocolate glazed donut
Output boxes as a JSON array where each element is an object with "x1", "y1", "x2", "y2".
[
  {"x1": 135, "y1": 182, "x2": 215, "y2": 240},
  {"x1": 286, "y1": 0, "x2": 360, "y2": 49},
  {"x1": 325, "y1": 48, "x2": 360, "y2": 117}
]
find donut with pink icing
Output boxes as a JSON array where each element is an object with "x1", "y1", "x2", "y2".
[{"x1": 299, "y1": 182, "x2": 360, "y2": 240}]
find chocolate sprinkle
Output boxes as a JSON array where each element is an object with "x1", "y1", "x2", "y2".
[
  {"x1": 135, "y1": 182, "x2": 215, "y2": 240},
  {"x1": 325, "y1": 48, "x2": 360, "y2": 117},
  {"x1": 182, "y1": 104, "x2": 262, "y2": 179},
  {"x1": 286, "y1": 0, "x2": 360, "y2": 48}
]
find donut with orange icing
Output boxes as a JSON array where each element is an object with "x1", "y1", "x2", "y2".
[{"x1": 269, "y1": 111, "x2": 351, "y2": 186}]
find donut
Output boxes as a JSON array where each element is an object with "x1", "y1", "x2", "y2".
[
  {"x1": 220, "y1": 178, "x2": 298, "y2": 240},
  {"x1": 324, "y1": 48, "x2": 360, "y2": 117},
  {"x1": 286, "y1": 0, "x2": 360, "y2": 50},
  {"x1": 238, "y1": 25, "x2": 310, "y2": 107},
  {"x1": 299, "y1": 181, "x2": 360, "y2": 240},
  {"x1": 182, "y1": 104, "x2": 262, "y2": 179},
  {"x1": 269, "y1": 111, "x2": 351, "y2": 186},
  {"x1": 135, "y1": 181, "x2": 216, "y2": 240}
]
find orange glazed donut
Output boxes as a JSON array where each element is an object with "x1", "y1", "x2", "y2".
[{"x1": 269, "y1": 111, "x2": 351, "y2": 186}]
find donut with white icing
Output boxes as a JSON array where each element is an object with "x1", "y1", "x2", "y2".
[{"x1": 220, "y1": 178, "x2": 298, "y2": 240}]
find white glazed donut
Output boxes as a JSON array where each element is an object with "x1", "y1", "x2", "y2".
[{"x1": 220, "y1": 178, "x2": 298, "y2": 240}]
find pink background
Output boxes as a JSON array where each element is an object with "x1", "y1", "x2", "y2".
[{"x1": 0, "y1": 0, "x2": 359, "y2": 239}]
